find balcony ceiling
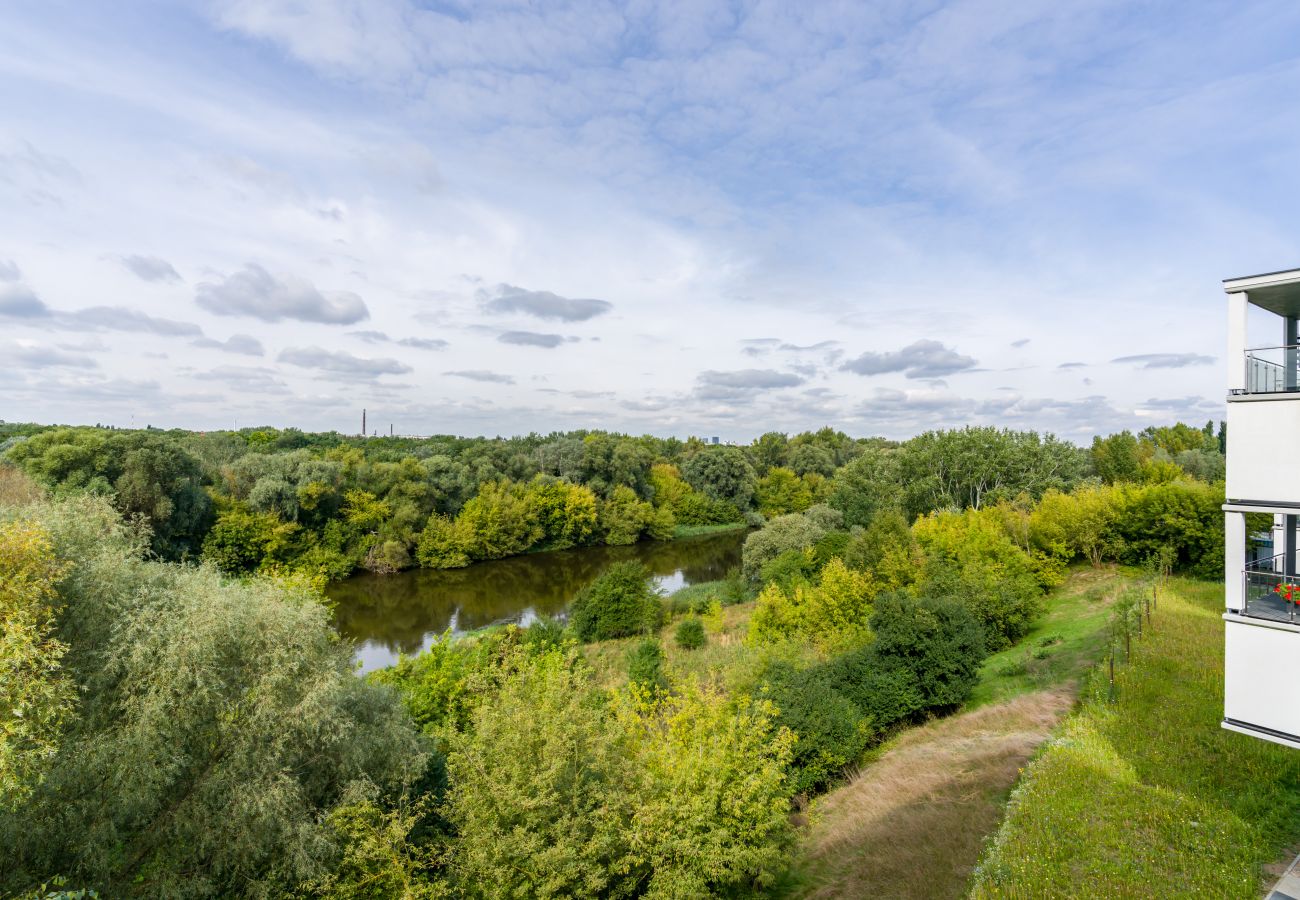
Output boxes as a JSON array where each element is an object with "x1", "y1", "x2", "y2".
[{"x1": 1224, "y1": 267, "x2": 1300, "y2": 317}]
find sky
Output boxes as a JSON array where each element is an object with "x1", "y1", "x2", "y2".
[{"x1": 4, "y1": 0, "x2": 1300, "y2": 442}]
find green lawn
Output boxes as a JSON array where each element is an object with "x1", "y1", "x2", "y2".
[{"x1": 970, "y1": 578, "x2": 1300, "y2": 898}]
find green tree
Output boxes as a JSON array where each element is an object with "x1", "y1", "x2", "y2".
[
  {"x1": 899, "y1": 427, "x2": 1087, "y2": 517},
  {"x1": 598, "y1": 485, "x2": 656, "y2": 546},
  {"x1": 0, "y1": 521, "x2": 74, "y2": 809},
  {"x1": 827, "y1": 447, "x2": 904, "y2": 529},
  {"x1": 681, "y1": 447, "x2": 757, "y2": 510},
  {"x1": 414, "y1": 514, "x2": 471, "y2": 570},
  {"x1": 569, "y1": 562, "x2": 659, "y2": 641},
  {"x1": 755, "y1": 466, "x2": 814, "y2": 518},
  {"x1": 456, "y1": 480, "x2": 543, "y2": 560},
  {"x1": 1, "y1": 496, "x2": 428, "y2": 897},
  {"x1": 446, "y1": 649, "x2": 637, "y2": 897},
  {"x1": 1091, "y1": 431, "x2": 1142, "y2": 484}
]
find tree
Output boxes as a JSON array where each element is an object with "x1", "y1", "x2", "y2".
[
  {"x1": 750, "y1": 432, "x2": 789, "y2": 473},
  {"x1": 755, "y1": 467, "x2": 813, "y2": 518},
  {"x1": 415, "y1": 514, "x2": 471, "y2": 569},
  {"x1": 0, "y1": 521, "x2": 74, "y2": 809},
  {"x1": 831, "y1": 591, "x2": 986, "y2": 725},
  {"x1": 827, "y1": 447, "x2": 904, "y2": 528},
  {"x1": 456, "y1": 480, "x2": 543, "y2": 561},
  {"x1": 446, "y1": 650, "x2": 637, "y2": 897},
  {"x1": 530, "y1": 478, "x2": 598, "y2": 549},
  {"x1": 681, "y1": 447, "x2": 757, "y2": 510},
  {"x1": 898, "y1": 428, "x2": 1087, "y2": 517},
  {"x1": 741, "y1": 507, "x2": 838, "y2": 582},
  {"x1": 598, "y1": 485, "x2": 655, "y2": 546},
  {"x1": 1, "y1": 496, "x2": 429, "y2": 897},
  {"x1": 569, "y1": 562, "x2": 659, "y2": 641},
  {"x1": 1091, "y1": 431, "x2": 1142, "y2": 484}
]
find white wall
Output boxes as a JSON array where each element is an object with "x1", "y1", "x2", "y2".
[
  {"x1": 1227, "y1": 398, "x2": 1300, "y2": 502},
  {"x1": 1225, "y1": 619, "x2": 1300, "y2": 740},
  {"x1": 1228, "y1": 291, "x2": 1248, "y2": 392}
]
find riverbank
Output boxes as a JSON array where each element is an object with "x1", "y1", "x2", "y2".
[{"x1": 332, "y1": 526, "x2": 750, "y2": 672}]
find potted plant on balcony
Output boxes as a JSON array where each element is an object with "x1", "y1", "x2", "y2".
[{"x1": 1271, "y1": 583, "x2": 1300, "y2": 606}]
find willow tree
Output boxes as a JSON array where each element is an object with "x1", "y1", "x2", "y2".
[{"x1": 0, "y1": 496, "x2": 430, "y2": 899}]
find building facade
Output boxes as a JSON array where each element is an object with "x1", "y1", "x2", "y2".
[{"x1": 1223, "y1": 268, "x2": 1300, "y2": 749}]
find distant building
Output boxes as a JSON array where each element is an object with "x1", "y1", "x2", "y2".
[
  {"x1": 1222, "y1": 268, "x2": 1300, "y2": 749},
  {"x1": 710, "y1": 436, "x2": 720, "y2": 445}
]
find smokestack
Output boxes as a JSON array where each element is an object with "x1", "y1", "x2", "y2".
[{"x1": 362, "y1": 408, "x2": 366, "y2": 437}]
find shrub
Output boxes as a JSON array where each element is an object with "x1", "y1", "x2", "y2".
[
  {"x1": 831, "y1": 591, "x2": 986, "y2": 726},
  {"x1": 913, "y1": 507, "x2": 1045, "y2": 649},
  {"x1": 599, "y1": 485, "x2": 656, "y2": 545},
  {"x1": 749, "y1": 558, "x2": 876, "y2": 653},
  {"x1": 627, "y1": 638, "x2": 667, "y2": 691},
  {"x1": 762, "y1": 662, "x2": 873, "y2": 795},
  {"x1": 364, "y1": 538, "x2": 411, "y2": 574},
  {"x1": 675, "y1": 616, "x2": 706, "y2": 650},
  {"x1": 447, "y1": 652, "x2": 796, "y2": 898},
  {"x1": 415, "y1": 514, "x2": 470, "y2": 569},
  {"x1": 568, "y1": 562, "x2": 658, "y2": 642},
  {"x1": 0, "y1": 520, "x2": 74, "y2": 808},
  {"x1": 742, "y1": 509, "x2": 834, "y2": 582}
]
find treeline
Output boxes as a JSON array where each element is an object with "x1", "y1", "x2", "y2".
[{"x1": 0, "y1": 419, "x2": 1224, "y2": 583}]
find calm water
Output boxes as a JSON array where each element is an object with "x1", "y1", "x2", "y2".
[{"x1": 330, "y1": 528, "x2": 748, "y2": 673}]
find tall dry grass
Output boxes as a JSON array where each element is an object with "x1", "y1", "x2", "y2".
[
  {"x1": 0, "y1": 465, "x2": 44, "y2": 507},
  {"x1": 792, "y1": 689, "x2": 1074, "y2": 900}
]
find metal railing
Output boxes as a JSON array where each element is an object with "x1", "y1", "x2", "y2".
[
  {"x1": 1244, "y1": 552, "x2": 1300, "y2": 623},
  {"x1": 1245, "y1": 346, "x2": 1300, "y2": 393}
]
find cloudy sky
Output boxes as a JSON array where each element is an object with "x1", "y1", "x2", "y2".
[{"x1": 4, "y1": 0, "x2": 1300, "y2": 441}]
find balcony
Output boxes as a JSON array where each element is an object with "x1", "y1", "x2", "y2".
[
  {"x1": 1242, "y1": 346, "x2": 1300, "y2": 394},
  {"x1": 1243, "y1": 553, "x2": 1300, "y2": 623}
]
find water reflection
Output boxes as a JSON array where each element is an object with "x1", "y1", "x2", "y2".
[{"x1": 330, "y1": 529, "x2": 747, "y2": 672}]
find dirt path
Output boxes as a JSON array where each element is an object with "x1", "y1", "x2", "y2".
[{"x1": 791, "y1": 689, "x2": 1075, "y2": 900}]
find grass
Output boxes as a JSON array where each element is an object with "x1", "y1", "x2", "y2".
[
  {"x1": 670, "y1": 521, "x2": 750, "y2": 539},
  {"x1": 788, "y1": 690, "x2": 1075, "y2": 899},
  {"x1": 779, "y1": 566, "x2": 1128, "y2": 899},
  {"x1": 970, "y1": 578, "x2": 1300, "y2": 898},
  {"x1": 968, "y1": 564, "x2": 1126, "y2": 708}
]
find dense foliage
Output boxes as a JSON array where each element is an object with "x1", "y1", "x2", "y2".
[{"x1": 0, "y1": 495, "x2": 429, "y2": 898}]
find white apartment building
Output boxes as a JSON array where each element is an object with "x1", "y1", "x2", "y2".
[{"x1": 1223, "y1": 268, "x2": 1300, "y2": 749}]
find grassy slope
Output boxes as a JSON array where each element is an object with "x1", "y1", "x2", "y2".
[
  {"x1": 971, "y1": 579, "x2": 1300, "y2": 898},
  {"x1": 670, "y1": 521, "x2": 750, "y2": 539},
  {"x1": 782, "y1": 566, "x2": 1127, "y2": 899}
]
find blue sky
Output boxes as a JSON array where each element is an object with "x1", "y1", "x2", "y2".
[{"x1": 3, "y1": 0, "x2": 1300, "y2": 440}]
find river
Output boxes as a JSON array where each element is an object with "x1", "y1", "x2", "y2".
[{"x1": 330, "y1": 527, "x2": 749, "y2": 673}]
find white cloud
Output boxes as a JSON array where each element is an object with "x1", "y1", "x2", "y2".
[{"x1": 196, "y1": 264, "x2": 369, "y2": 324}]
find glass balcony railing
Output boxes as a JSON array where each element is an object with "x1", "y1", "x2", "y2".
[
  {"x1": 1245, "y1": 346, "x2": 1300, "y2": 393},
  {"x1": 1244, "y1": 553, "x2": 1300, "y2": 623}
]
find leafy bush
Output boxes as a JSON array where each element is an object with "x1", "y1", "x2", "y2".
[
  {"x1": 627, "y1": 638, "x2": 667, "y2": 691},
  {"x1": 0, "y1": 520, "x2": 74, "y2": 808},
  {"x1": 415, "y1": 514, "x2": 470, "y2": 569},
  {"x1": 568, "y1": 562, "x2": 658, "y2": 642},
  {"x1": 675, "y1": 616, "x2": 706, "y2": 650},
  {"x1": 762, "y1": 662, "x2": 873, "y2": 795},
  {"x1": 742, "y1": 508, "x2": 834, "y2": 582},
  {"x1": 749, "y1": 558, "x2": 876, "y2": 652},
  {"x1": 832, "y1": 591, "x2": 987, "y2": 726},
  {"x1": 446, "y1": 651, "x2": 795, "y2": 897},
  {"x1": 913, "y1": 507, "x2": 1046, "y2": 649}
]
